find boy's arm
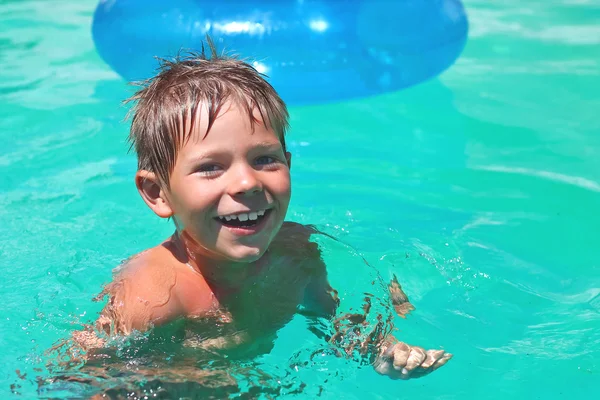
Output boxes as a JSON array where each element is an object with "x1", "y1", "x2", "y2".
[
  {"x1": 304, "y1": 274, "x2": 452, "y2": 379},
  {"x1": 301, "y1": 257, "x2": 339, "y2": 319},
  {"x1": 300, "y1": 229, "x2": 451, "y2": 380}
]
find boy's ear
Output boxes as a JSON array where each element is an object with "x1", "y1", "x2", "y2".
[
  {"x1": 285, "y1": 151, "x2": 292, "y2": 169},
  {"x1": 135, "y1": 170, "x2": 174, "y2": 219}
]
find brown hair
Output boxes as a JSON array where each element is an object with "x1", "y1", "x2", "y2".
[{"x1": 126, "y1": 38, "x2": 289, "y2": 186}]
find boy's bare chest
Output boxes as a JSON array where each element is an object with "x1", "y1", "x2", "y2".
[
  {"x1": 225, "y1": 269, "x2": 308, "y2": 327},
  {"x1": 221, "y1": 256, "x2": 310, "y2": 323},
  {"x1": 181, "y1": 258, "x2": 312, "y2": 351}
]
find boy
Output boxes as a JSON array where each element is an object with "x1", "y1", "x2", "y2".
[{"x1": 77, "y1": 41, "x2": 451, "y2": 380}]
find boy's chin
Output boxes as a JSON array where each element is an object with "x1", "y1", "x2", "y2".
[{"x1": 222, "y1": 246, "x2": 267, "y2": 263}]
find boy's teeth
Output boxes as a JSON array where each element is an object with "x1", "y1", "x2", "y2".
[{"x1": 218, "y1": 209, "x2": 268, "y2": 221}]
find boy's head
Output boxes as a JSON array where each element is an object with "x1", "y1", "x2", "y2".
[
  {"x1": 127, "y1": 40, "x2": 289, "y2": 187},
  {"x1": 127, "y1": 40, "x2": 293, "y2": 262}
]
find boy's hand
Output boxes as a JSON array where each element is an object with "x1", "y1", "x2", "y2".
[{"x1": 374, "y1": 341, "x2": 452, "y2": 380}]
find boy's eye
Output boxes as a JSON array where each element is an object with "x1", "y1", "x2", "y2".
[
  {"x1": 196, "y1": 164, "x2": 222, "y2": 177},
  {"x1": 255, "y1": 156, "x2": 276, "y2": 166}
]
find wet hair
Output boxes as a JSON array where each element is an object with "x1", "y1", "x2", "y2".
[{"x1": 125, "y1": 37, "x2": 289, "y2": 186}]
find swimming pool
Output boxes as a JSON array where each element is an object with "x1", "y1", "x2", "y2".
[{"x1": 1, "y1": 0, "x2": 599, "y2": 398}]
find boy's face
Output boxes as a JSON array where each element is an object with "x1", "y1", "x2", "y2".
[{"x1": 163, "y1": 101, "x2": 291, "y2": 262}]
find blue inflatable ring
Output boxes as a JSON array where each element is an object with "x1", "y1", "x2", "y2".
[{"x1": 92, "y1": 0, "x2": 468, "y2": 105}]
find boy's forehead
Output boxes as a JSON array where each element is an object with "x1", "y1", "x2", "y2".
[
  {"x1": 182, "y1": 100, "x2": 275, "y2": 145},
  {"x1": 177, "y1": 109, "x2": 283, "y2": 164}
]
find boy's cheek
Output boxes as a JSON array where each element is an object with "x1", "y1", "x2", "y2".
[
  {"x1": 278, "y1": 185, "x2": 292, "y2": 206},
  {"x1": 267, "y1": 173, "x2": 291, "y2": 200}
]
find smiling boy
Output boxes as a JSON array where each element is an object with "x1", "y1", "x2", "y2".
[{"x1": 82, "y1": 42, "x2": 451, "y2": 379}]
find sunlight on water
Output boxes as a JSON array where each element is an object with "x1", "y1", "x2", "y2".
[{"x1": 1, "y1": 0, "x2": 599, "y2": 398}]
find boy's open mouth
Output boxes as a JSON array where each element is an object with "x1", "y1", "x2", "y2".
[{"x1": 215, "y1": 209, "x2": 272, "y2": 228}]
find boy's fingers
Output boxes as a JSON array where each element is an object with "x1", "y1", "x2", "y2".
[
  {"x1": 392, "y1": 342, "x2": 410, "y2": 370},
  {"x1": 379, "y1": 341, "x2": 396, "y2": 360},
  {"x1": 421, "y1": 349, "x2": 445, "y2": 369},
  {"x1": 404, "y1": 346, "x2": 426, "y2": 372},
  {"x1": 376, "y1": 342, "x2": 452, "y2": 379},
  {"x1": 431, "y1": 353, "x2": 453, "y2": 371}
]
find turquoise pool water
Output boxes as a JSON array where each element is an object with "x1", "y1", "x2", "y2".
[{"x1": 1, "y1": 0, "x2": 599, "y2": 398}]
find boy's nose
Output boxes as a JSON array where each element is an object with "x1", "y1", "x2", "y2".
[{"x1": 229, "y1": 166, "x2": 263, "y2": 197}]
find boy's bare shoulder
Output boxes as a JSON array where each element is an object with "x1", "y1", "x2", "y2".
[
  {"x1": 97, "y1": 243, "x2": 187, "y2": 334},
  {"x1": 99, "y1": 240, "x2": 219, "y2": 333},
  {"x1": 277, "y1": 222, "x2": 320, "y2": 240},
  {"x1": 273, "y1": 222, "x2": 325, "y2": 263},
  {"x1": 111, "y1": 244, "x2": 179, "y2": 290}
]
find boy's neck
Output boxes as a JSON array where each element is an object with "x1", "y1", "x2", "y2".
[{"x1": 170, "y1": 231, "x2": 266, "y2": 291}]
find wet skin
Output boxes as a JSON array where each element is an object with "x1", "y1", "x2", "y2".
[{"x1": 72, "y1": 101, "x2": 451, "y2": 380}]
